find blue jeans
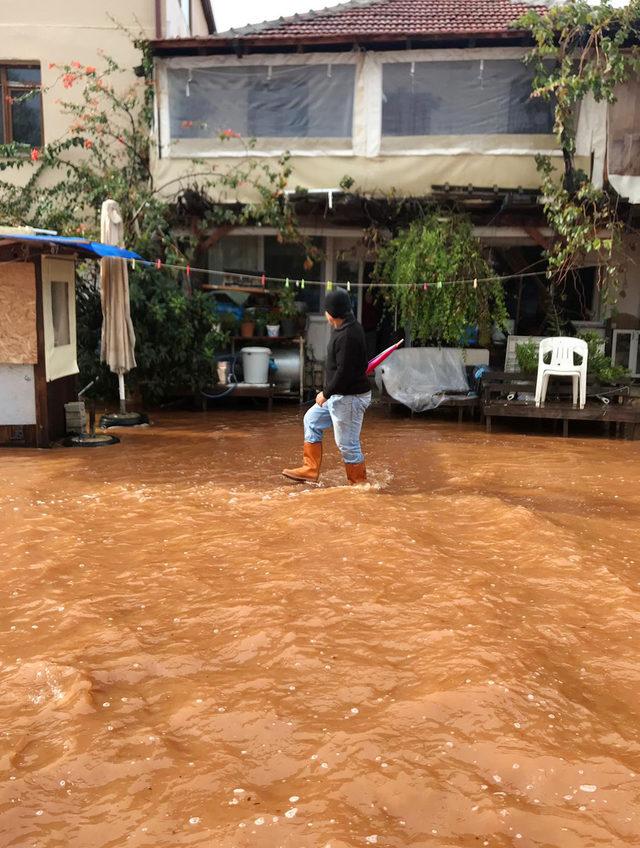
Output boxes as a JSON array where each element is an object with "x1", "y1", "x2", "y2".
[{"x1": 304, "y1": 392, "x2": 372, "y2": 464}]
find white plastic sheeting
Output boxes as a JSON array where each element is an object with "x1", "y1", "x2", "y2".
[
  {"x1": 381, "y1": 59, "x2": 553, "y2": 137},
  {"x1": 158, "y1": 48, "x2": 562, "y2": 160},
  {"x1": 376, "y1": 347, "x2": 471, "y2": 413},
  {"x1": 166, "y1": 61, "x2": 355, "y2": 149}
]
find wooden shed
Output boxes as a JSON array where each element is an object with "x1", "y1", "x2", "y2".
[{"x1": 0, "y1": 232, "x2": 139, "y2": 448}]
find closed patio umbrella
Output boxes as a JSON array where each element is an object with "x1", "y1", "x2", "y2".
[{"x1": 99, "y1": 199, "x2": 145, "y2": 426}]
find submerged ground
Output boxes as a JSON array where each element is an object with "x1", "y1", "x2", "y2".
[{"x1": 1, "y1": 408, "x2": 639, "y2": 847}]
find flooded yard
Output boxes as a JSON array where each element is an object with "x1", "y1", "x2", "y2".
[{"x1": 1, "y1": 408, "x2": 640, "y2": 847}]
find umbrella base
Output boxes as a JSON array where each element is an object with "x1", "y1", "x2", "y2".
[
  {"x1": 63, "y1": 433, "x2": 121, "y2": 448},
  {"x1": 99, "y1": 412, "x2": 149, "y2": 429}
]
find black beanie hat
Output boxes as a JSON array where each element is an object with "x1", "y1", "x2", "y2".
[{"x1": 324, "y1": 287, "x2": 353, "y2": 319}]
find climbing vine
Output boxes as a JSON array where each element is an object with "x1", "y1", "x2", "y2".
[
  {"x1": 518, "y1": 0, "x2": 640, "y2": 308},
  {"x1": 373, "y1": 214, "x2": 507, "y2": 345}
]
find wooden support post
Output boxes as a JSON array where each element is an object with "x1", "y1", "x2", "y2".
[
  {"x1": 486, "y1": 415, "x2": 492, "y2": 434},
  {"x1": 563, "y1": 419, "x2": 569, "y2": 438}
]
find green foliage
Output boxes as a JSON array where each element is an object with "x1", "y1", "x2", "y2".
[
  {"x1": 276, "y1": 284, "x2": 297, "y2": 319},
  {"x1": 518, "y1": 1, "x2": 640, "y2": 304},
  {"x1": 515, "y1": 341, "x2": 539, "y2": 375},
  {"x1": 0, "y1": 39, "x2": 300, "y2": 402},
  {"x1": 516, "y1": 333, "x2": 630, "y2": 384},
  {"x1": 579, "y1": 330, "x2": 630, "y2": 384},
  {"x1": 373, "y1": 215, "x2": 507, "y2": 344}
]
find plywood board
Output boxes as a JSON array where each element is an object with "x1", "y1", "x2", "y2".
[{"x1": 0, "y1": 263, "x2": 37, "y2": 364}]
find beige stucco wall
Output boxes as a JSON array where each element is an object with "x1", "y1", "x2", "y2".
[
  {"x1": 0, "y1": 1, "x2": 154, "y2": 151},
  {"x1": 151, "y1": 149, "x2": 579, "y2": 203},
  {"x1": 0, "y1": 262, "x2": 37, "y2": 364},
  {"x1": 613, "y1": 233, "x2": 640, "y2": 326}
]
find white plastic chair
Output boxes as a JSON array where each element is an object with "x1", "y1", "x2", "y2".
[{"x1": 534, "y1": 337, "x2": 588, "y2": 409}]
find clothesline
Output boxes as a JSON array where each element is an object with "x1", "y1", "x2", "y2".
[{"x1": 131, "y1": 257, "x2": 549, "y2": 291}]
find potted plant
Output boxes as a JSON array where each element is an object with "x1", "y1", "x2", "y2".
[
  {"x1": 266, "y1": 310, "x2": 281, "y2": 338},
  {"x1": 515, "y1": 341, "x2": 539, "y2": 376},
  {"x1": 278, "y1": 286, "x2": 298, "y2": 336},
  {"x1": 255, "y1": 311, "x2": 268, "y2": 337},
  {"x1": 240, "y1": 308, "x2": 256, "y2": 339},
  {"x1": 219, "y1": 311, "x2": 240, "y2": 338}
]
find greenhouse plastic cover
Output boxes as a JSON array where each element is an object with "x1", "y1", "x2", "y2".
[{"x1": 376, "y1": 347, "x2": 471, "y2": 412}]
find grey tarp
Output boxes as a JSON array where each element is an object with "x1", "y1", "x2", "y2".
[{"x1": 376, "y1": 347, "x2": 471, "y2": 413}]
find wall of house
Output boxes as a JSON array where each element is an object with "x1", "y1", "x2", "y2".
[
  {"x1": 0, "y1": 1, "x2": 155, "y2": 191},
  {"x1": 153, "y1": 47, "x2": 581, "y2": 201},
  {"x1": 613, "y1": 233, "x2": 640, "y2": 328}
]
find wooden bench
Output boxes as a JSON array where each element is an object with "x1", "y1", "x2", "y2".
[{"x1": 481, "y1": 372, "x2": 639, "y2": 438}]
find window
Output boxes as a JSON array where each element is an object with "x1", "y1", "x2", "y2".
[
  {"x1": 382, "y1": 60, "x2": 553, "y2": 136},
  {"x1": 209, "y1": 235, "x2": 261, "y2": 276},
  {"x1": 179, "y1": 0, "x2": 191, "y2": 32},
  {"x1": 0, "y1": 65, "x2": 43, "y2": 147},
  {"x1": 168, "y1": 64, "x2": 355, "y2": 141},
  {"x1": 264, "y1": 236, "x2": 324, "y2": 314},
  {"x1": 51, "y1": 280, "x2": 71, "y2": 347}
]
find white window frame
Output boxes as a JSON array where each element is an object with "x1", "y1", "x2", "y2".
[
  {"x1": 156, "y1": 47, "x2": 561, "y2": 160},
  {"x1": 612, "y1": 329, "x2": 640, "y2": 378}
]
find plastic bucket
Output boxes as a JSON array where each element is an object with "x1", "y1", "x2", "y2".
[{"x1": 241, "y1": 347, "x2": 271, "y2": 384}]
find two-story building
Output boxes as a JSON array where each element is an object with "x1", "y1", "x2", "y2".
[{"x1": 150, "y1": 0, "x2": 640, "y2": 373}]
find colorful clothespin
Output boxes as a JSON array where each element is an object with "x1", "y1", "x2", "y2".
[
  {"x1": 155, "y1": 258, "x2": 162, "y2": 270},
  {"x1": 301, "y1": 279, "x2": 305, "y2": 290},
  {"x1": 423, "y1": 282, "x2": 428, "y2": 291},
  {"x1": 261, "y1": 273, "x2": 266, "y2": 289},
  {"x1": 437, "y1": 280, "x2": 443, "y2": 290},
  {"x1": 473, "y1": 277, "x2": 478, "y2": 289},
  {"x1": 347, "y1": 280, "x2": 351, "y2": 292},
  {"x1": 186, "y1": 264, "x2": 191, "y2": 279},
  {"x1": 285, "y1": 277, "x2": 290, "y2": 288},
  {"x1": 130, "y1": 259, "x2": 136, "y2": 270},
  {"x1": 326, "y1": 280, "x2": 333, "y2": 291}
]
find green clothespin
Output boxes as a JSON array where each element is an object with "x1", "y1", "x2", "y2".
[
  {"x1": 326, "y1": 280, "x2": 333, "y2": 291},
  {"x1": 347, "y1": 280, "x2": 351, "y2": 292},
  {"x1": 301, "y1": 279, "x2": 305, "y2": 290},
  {"x1": 437, "y1": 280, "x2": 443, "y2": 290},
  {"x1": 285, "y1": 277, "x2": 290, "y2": 288}
]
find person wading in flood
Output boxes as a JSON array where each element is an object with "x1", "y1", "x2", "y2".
[{"x1": 283, "y1": 287, "x2": 372, "y2": 485}]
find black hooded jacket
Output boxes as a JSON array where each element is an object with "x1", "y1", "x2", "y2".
[{"x1": 323, "y1": 317, "x2": 370, "y2": 399}]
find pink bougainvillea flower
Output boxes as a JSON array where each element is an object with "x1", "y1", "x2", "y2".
[
  {"x1": 181, "y1": 120, "x2": 194, "y2": 129},
  {"x1": 71, "y1": 61, "x2": 82, "y2": 69},
  {"x1": 5, "y1": 95, "x2": 14, "y2": 105},
  {"x1": 48, "y1": 62, "x2": 57, "y2": 70},
  {"x1": 83, "y1": 139, "x2": 93, "y2": 149},
  {"x1": 221, "y1": 128, "x2": 241, "y2": 139},
  {"x1": 62, "y1": 73, "x2": 76, "y2": 89},
  {"x1": 85, "y1": 66, "x2": 97, "y2": 75},
  {"x1": 30, "y1": 148, "x2": 40, "y2": 162}
]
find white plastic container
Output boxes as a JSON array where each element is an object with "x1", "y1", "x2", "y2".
[{"x1": 241, "y1": 347, "x2": 271, "y2": 385}]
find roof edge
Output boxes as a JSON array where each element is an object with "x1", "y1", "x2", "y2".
[
  {"x1": 215, "y1": 0, "x2": 381, "y2": 39},
  {"x1": 200, "y1": 0, "x2": 216, "y2": 34}
]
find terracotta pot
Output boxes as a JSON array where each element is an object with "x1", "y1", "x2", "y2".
[{"x1": 240, "y1": 321, "x2": 255, "y2": 338}]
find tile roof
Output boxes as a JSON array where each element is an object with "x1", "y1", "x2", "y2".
[{"x1": 218, "y1": 0, "x2": 548, "y2": 42}]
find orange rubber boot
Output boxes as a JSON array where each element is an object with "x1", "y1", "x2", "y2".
[
  {"x1": 282, "y1": 442, "x2": 322, "y2": 483},
  {"x1": 345, "y1": 461, "x2": 367, "y2": 485}
]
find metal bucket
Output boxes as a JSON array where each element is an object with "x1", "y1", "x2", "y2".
[{"x1": 272, "y1": 349, "x2": 301, "y2": 390}]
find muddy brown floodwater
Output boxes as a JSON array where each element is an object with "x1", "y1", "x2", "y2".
[{"x1": 1, "y1": 409, "x2": 640, "y2": 848}]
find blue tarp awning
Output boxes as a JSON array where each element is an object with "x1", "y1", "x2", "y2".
[{"x1": 0, "y1": 232, "x2": 142, "y2": 260}]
